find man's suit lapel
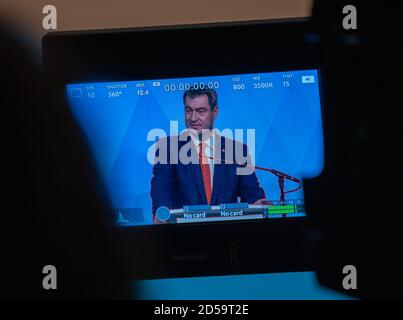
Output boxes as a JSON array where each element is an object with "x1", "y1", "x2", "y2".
[
  {"x1": 211, "y1": 136, "x2": 228, "y2": 205},
  {"x1": 188, "y1": 163, "x2": 208, "y2": 204},
  {"x1": 180, "y1": 138, "x2": 208, "y2": 204}
]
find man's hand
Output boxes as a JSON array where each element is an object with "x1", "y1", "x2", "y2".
[{"x1": 254, "y1": 198, "x2": 272, "y2": 205}]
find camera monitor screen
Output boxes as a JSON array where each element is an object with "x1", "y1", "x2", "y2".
[{"x1": 66, "y1": 69, "x2": 323, "y2": 227}]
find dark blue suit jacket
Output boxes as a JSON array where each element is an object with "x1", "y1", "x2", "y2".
[{"x1": 150, "y1": 135, "x2": 266, "y2": 215}]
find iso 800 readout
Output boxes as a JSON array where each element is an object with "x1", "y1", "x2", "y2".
[{"x1": 198, "y1": 304, "x2": 248, "y2": 315}]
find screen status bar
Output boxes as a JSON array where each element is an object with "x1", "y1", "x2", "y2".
[{"x1": 68, "y1": 71, "x2": 317, "y2": 100}]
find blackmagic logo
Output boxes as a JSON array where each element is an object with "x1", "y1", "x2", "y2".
[{"x1": 172, "y1": 253, "x2": 209, "y2": 262}]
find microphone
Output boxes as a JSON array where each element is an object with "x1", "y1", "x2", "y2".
[
  {"x1": 268, "y1": 169, "x2": 301, "y2": 184},
  {"x1": 206, "y1": 156, "x2": 301, "y2": 183}
]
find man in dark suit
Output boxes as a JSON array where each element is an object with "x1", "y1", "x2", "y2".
[{"x1": 150, "y1": 87, "x2": 268, "y2": 223}]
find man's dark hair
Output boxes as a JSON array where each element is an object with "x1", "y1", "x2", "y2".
[{"x1": 183, "y1": 87, "x2": 218, "y2": 111}]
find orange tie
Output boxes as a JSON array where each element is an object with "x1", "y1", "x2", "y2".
[{"x1": 199, "y1": 142, "x2": 212, "y2": 204}]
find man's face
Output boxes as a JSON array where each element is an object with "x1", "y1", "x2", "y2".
[{"x1": 184, "y1": 94, "x2": 218, "y2": 136}]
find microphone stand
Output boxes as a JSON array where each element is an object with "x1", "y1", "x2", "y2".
[
  {"x1": 253, "y1": 166, "x2": 300, "y2": 205},
  {"x1": 277, "y1": 175, "x2": 286, "y2": 205}
]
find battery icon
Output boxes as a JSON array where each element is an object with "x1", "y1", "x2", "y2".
[
  {"x1": 153, "y1": 81, "x2": 161, "y2": 87},
  {"x1": 302, "y1": 75, "x2": 315, "y2": 84},
  {"x1": 70, "y1": 88, "x2": 82, "y2": 98}
]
